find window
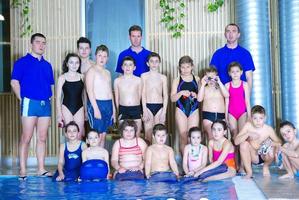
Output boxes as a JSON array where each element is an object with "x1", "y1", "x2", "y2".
[
  {"x1": 0, "y1": 1, "x2": 11, "y2": 92},
  {"x1": 85, "y1": 0, "x2": 145, "y2": 80}
]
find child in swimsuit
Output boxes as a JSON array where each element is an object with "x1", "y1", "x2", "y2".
[
  {"x1": 111, "y1": 120, "x2": 147, "y2": 181},
  {"x1": 145, "y1": 124, "x2": 179, "y2": 181},
  {"x1": 141, "y1": 52, "x2": 168, "y2": 144},
  {"x1": 195, "y1": 120, "x2": 236, "y2": 181},
  {"x1": 56, "y1": 53, "x2": 85, "y2": 138},
  {"x1": 80, "y1": 130, "x2": 110, "y2": 180},
  {"x1": 53, "y1": 121, "x2": 87, "y2": 182},
  {"x1": 235, "y1": 105, "x2": 281, "y2": 178},
  {"x1": 183, "y1": 127, "x2": 208, "y2": 177},
  {"x1": 198, "y1": 66, "x2": 229, "y2": 140},
  {"x1": 225, "y1": 61, "x2": 251, "y2": 139},
  {"x1": 86, "y1": 45, "x2": 116, "y2": 147},
  {"x1": 114, "y1": 56, "x2": 143, "y2": 137},
  {"x1": 278, "y1": 121, "x2": 299, "y2": 179},
  {"x1": 170, "y1": 56, "x2": 200, "y2": 155}
]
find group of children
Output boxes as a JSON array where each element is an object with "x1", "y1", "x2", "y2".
[{"x1": 54, "y1": 38, "x2": 299, "y2": 182}]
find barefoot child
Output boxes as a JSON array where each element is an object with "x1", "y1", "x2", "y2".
[
  {"x1": 111, "y1": 120, "x2": 147, "y2": 181},
  {"x1": 86, "y1": 45, "x2": 116, "y2": 147},
  {"x1": 198, "y1": 66, "x2": 229, "y2": 140},
  {"x1": 235, "y1": 105, "x2": 281, "y2": 178},
  {"x1": 145, "y1": 124, "x2": 179, "y2": 182},
  {"x1": 53, "y1": 121, "x2": 87, "y2": 182},
  {"x1": 170, "y1": 56, "x2": 200, "y2": 154},
  {"x1": 141, "y1": 52, "x2": 168, "y2": 143},
  {"x1": 225, "y1": 62, "x2": 251, "y2": 139},
  {"x1": 80, "y1": 130, "x2": 110, "y2": 180},
  {"x1": 278, "y1": 121, "x2": 299, "y2": 179},
  {"x1": 194, "y1": 120, "x2": 236, "y2": 181},
  {"x1": 183, "y1": 127, "x2": 208, "y2": 177},
  {"x1": 114, "y1": 56, "x2": 143, "y2": 136}
]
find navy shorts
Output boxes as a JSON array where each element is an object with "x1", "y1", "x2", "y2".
[
  {"x1": 87, "y1": 99, "x2": 113, "y2": 133},
  {"x1": 21, "y1": 97, "x2": 51, "y2": 117}
]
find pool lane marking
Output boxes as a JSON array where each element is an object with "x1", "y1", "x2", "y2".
[{"x1": 232, "y1": 176, "x2": 266, "y2": 200}]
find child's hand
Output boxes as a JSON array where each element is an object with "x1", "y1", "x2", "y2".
[
  {"x1": 118, "y1": 167, "x2": 127, "y2": 173},
  {"x1": 201, "y1": 75, "x2": 208, "y2": 85},
  {"x1": 94, "y1": 108, "x2": 102, "y2": 119},
  {"x1": 56, "y1": 174, "x2": 65, "y2": 181},
  {"x1": 186, "y1": 171, "x2": 195, "y2": 177},
  {"x1": 180, "y1": 90, "x2": 191, "y2": 97},
  {"x1": 190, "y1": 91, "x2": 197, "y2": 98}
]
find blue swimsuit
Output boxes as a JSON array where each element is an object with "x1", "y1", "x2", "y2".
[
  {"x1": 53, "y1": 142, "x2": 83, "y2": 182},
  {"x1": 176, "y1": 75, "x2": 199, "y2": 117}
]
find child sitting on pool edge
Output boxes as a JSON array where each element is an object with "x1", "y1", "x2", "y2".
[
  {"x1": 145, "y1": 124, "x2": 179, "y2": 182},
  {"x1": 80, "y1": 130, "x2": 110, "y2": 181},
  {"x1": 278, "y1": 121, "x2": 299, "y2": 179},
  {"x1": 53, "y1": 121, "x2": 87, "y2": 182}
]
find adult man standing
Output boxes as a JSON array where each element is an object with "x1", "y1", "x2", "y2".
[
  {"x1": 11, "y1": 33, "x2": 54, "y2": 179},
  {"x1": 77, "y1": 37, "x2": 95, "y2": 74},
  {"x1": 210, "y1": 23, "x2": 255, "y2": 92},
  {"x1": 115, "y1": 25, "x2": 151, "y2": 77}
]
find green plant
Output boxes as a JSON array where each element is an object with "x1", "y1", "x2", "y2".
[
  {"x1": 159, "y1": 0, "x2": 186, "y2": 38},
  {"x1": 207, "y1": 0, "x2": 224, "y2": 12},
  {"x1": 11, "y1": 0, "x2": 32, "y2": 37}
]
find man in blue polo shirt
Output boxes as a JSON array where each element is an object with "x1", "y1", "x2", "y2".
[
  {"x1": 11, "y1": 33, "x2": 54, "y2": 180},
  {"x1": 210, "y1": 23, "x2": 255, "y2": 92},
  {"x1": 115, "y1": 25, "x2": 151, "y2": 77}
]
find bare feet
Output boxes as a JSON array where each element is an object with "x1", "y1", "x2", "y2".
[
  {"x1": 279, "y1": 173, "x2": 294, "y2": 179},
  {"x1": 262, "y1": 166, "x2": 271, "y2": 177}
]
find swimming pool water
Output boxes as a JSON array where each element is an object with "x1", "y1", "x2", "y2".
[{"x1": 0, "y1": 176, "x2": 238, "y2": 200}]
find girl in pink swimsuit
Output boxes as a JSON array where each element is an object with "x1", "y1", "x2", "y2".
[
  {"x1": 225, "y1": 62, "x2": 251, "y2": 139},
  {"x1": 183, "y1": 127, "x2": 208, "y2": 177}
]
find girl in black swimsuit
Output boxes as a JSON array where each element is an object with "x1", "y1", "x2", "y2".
[{"x1": 56, "y1": 53, "x2": 85, "y2": 138}]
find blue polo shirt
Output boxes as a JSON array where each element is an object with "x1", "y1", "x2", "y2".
[
  {"x1": 11, "y1": 53, "x2": 54, "y2": 100},
  {"x1": 115, "y1": 47, "x2": 151, "y2": 77},
  {"x1": 210, "y1": 44, "x2": 255, "y2": 84}
]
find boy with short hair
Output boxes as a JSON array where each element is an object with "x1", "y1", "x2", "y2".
[
  {"x1": 114, "y1": 56, "x2": 143, "y2": 136},
  {"x1": 278, "y1": 121, "x2": 299, "y2": 179},
  {"x1": 77, "y1": 37, "x2": 95, "y2": 74},
  {"x1": 235, "y1": 105, "x2": 281, "y2": 178},
  {"x1": 141, "y1": 52, "x2": 168, "y2": 143},
  {"x1": 86, "y1": 45, "x2": 115, "y2": 147},
  {"x1": 145, "y1": 124, "x2": 179, "y2": 181}
]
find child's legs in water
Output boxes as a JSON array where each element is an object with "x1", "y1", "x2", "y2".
[
  {"x1": 176, "y1": 109, "x2": 189, "y2": 155},
  {"x1": 203, "y1": 119, "x2": 213, "y2": 141},
  {"x1": 143, "y1": 108, "x2": 154, "y2": 143}
]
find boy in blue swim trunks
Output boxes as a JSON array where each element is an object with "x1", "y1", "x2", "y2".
[
  {"x1": 86, "y1": 45, "x2": 116, "y2": 147},
  {"x1": 114, "y1": 56, "x2": 143, "y2": 136},
  {"x1": 145, "y1": 124, "x2": 179, "y2": 181},
  {"x1": 141, "y1": 52, "x2": 168, "y2": 143}
]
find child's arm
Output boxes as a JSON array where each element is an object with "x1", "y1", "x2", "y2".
[
  {"x1": 169, "y1": 148, "x2": 179, "y2": 177},
  {"x1": 82, "y1": 149, "x2": 87, "y2": 163},
  {"x1": 81, "y1": 74, "x2": 88, "y2": 121},
  {"x1": 280, "y1": 144, "x2": 299, "y2": 158},
  {"x1": 224, "y1": 83, "x2": 230, "y2": 121},
  {"x1": 111, "y1": 140, "x2": 125, "y2": 173},
  {"x1": 85, "y1": 69, "x2": 101, "y2": 119},
  {"x1": 182, "y1": 145, "x2": 190, "y2": 175},
  {"x1": 234, "y1": 123, "x2": 250, "y2": 145},
  {"x1": 57, "y1": 143, "x2": 65, "y2": 181},
  {"x1": 208, "y1": 141, "x2": 213, "y2": 163},
  {"x1": 243, "y1": 82, "x2": 251, "y2": 119},
  {"x1": 245, "y1": 70, "x2": 253, "y2": 94},
  {"x1": 107, "y1": 72, "x2": 116, "y2": 123},
  {"x1": 81, "y1": 142, "x2": 87, "y2": 151},
  {"x1": 56, "y1": 76, "x2": 65, "y2": 124},
  {"x1": 104, "y1": 149, "x2": 110, "y2": 178},
  {"x1": 145, "y1": 147, "x2": 152, "y2": 179},
  {"x1": 268, "y1": 127, "x2": 282, "y2": 146},
  {"x1": 113, "y1": 78, "x2": 120, "y2": 113},
  {"x1": 161, "y1": 75, "x2": 168, "y2": 122},
  {"x1": 170, "y1": 78, "x2": 189, "y2": 102},
  {"x1": 141, "y1": 75, "x2": 149, "y2": 122},
  {"x1": 197, "y1": 76, "x2": 207, "y2": 102},
  {"x1": 217, "y1": 76, "x2": 229, "y2": 98},
  {"x1": 138, "y1": 138, "x2": 148, "y2": 171}
]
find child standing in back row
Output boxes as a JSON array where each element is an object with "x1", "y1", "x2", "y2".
[
  {"x1": 198, "y1": 66, "x2": 229, "y2": 141},
  {"x1": 141, "y1": 52, "x2": 168, "y2": 144}
]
